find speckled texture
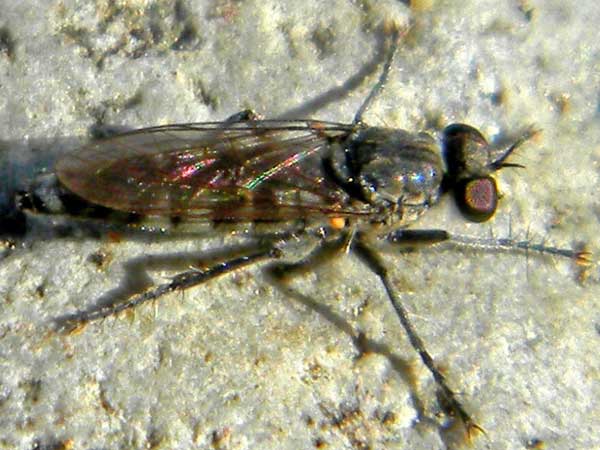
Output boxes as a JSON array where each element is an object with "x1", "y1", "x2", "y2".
[{"x1": 0, "y1": 1, "x2": 598, "y2": 449}]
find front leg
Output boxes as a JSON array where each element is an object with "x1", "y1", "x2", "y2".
[{"x1": 385, "y1": 228, "x2": 589, "y2": 264}]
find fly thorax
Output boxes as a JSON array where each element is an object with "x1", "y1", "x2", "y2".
[{"x1": 350, "y1": 127, "x2": 444, "y2": 215}]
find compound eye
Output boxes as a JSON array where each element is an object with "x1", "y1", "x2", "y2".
[
  {"x1": 442, "y1": 123, "x2": 488, "y2": 179},
  {"x1": 456, "y1": 176, "x2": 498, "y2": 222}
]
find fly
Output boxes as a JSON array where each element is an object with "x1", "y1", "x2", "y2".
[{"x1": 49, "y1": 26, "x2": 589, "y2": 437}]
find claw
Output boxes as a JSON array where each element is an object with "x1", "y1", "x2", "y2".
[
  {"x1": 464, "y1": 420, "x2": 487, "y2": 442},
  {"x1": 575, "y1": 250, "x2": 593, "y2": 267}
]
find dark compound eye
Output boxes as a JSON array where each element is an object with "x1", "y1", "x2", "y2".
[
  {"x1": 442, "y1": 123, "x2": 488, "y2": 180},
  {"x1": 456, "y1": 176, "x2": 498, "y2": 222}
]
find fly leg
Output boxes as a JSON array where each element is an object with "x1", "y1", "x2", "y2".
[
  {"x1": 354, "y1": 227, "x2": 590, "y2": 435},
  {"x1": 352, "y1": 22, "x2": 403, "y2": 125},
  {"x1": 268, "y1": 231, "x2": 354, "y2": 280},
  {"x1": 52, "y1": 242, "x2": 282, "y2": 333},
  {"x1": 352, "y1": 235, "x2": 485, "y2": 437},
  {"x1": 267, "y1": 230, "x2": 435, "y2": 424},
  {"x1": 272, "y1": 228, "x2": 486, "y2": 434},
  {"x1": 385, "y1": 229, "x2": 590, "y2": 265}
]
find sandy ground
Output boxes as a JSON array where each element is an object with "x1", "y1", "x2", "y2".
[{"x1": 0, "y1": 1, "x2": 598, "y2": 449}]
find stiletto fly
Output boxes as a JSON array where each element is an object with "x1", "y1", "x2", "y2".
[{"x1": 50, "y1": 26, "x2": 589, "y2": 436}]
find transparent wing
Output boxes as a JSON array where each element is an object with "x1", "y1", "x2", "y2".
[{"x1": 56, "y1": 120, "x2": 373, "y2": 221}]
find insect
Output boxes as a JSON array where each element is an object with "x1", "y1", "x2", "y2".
[{"x1": 49, "y1": 26, "x2": 588, "y2": 436}]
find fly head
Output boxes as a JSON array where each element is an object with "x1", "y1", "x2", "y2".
[{"x1": 442, "y1": 123, "x2": 534, "y2": 223}]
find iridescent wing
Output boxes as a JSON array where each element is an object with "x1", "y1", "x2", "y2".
[{"x1": 56, "y1": 120, "x2": 373, "y2": 221}]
